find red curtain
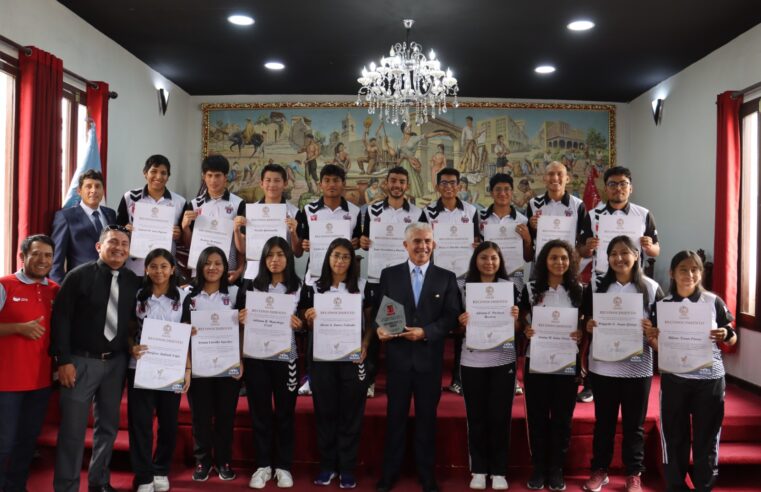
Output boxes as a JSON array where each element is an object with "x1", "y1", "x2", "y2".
[
  {"x1": 87, "y1": 81, "x2": 110, "y2": 188},
  {"x1": 15, "y1": 46, "x2": 63, "y2": 269},
  {"x1": 714, "y1": 91, "x2": 742, "y2": 352}
]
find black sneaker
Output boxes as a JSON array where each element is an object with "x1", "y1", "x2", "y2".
[
  {"x1": 548, "y1": 469, "x2": 566, "y2": 491},
  {"x1": 527, "y1": 469, "x2": 545, "y2": 490},
  {"x1": 218, "y1": 463, "x2": 236, "y2": 481},
  {"x1": 446, "y1": 381, "x2": 463, "y2": 395},
  {"x1": 192, "y1": 463, "x2": 211, "y2": 482},
  {"x1": 577, "y1": 387, "x2": 594, "y2": 403}
]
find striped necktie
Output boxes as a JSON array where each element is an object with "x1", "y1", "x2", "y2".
[{"x1": 104, "y1": 270, "x2": 119, "y2": 341}]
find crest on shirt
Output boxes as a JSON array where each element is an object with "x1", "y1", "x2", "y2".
[
  {"x1": 223, "y1": 295, "x2": 230, "y2": 306},
  {"x1": 404, "y1": 216, "x2": 412, "y2": 223},
  {"x1": 172, "y1": 301, "x2": 181, "y2": 311},
  {"x1": 311, "y1": 215, "x2": 318, "y2": 221},
  {"x1": 225, "y1": 205, "x2": 234, "y2": 214},
  {"x1": 461, "y1": 215, "x2": 470, "y2": 223},
  {"x1": 565, "y1": 209, "x2": 573, "y2": 217},
  {"x1": 343, "y1": 213, "x2": 352, "y2": 220},
  {"x1": 265, "y1": 296, "x2": 274, "y2": 309},
  {"x1": 190, "y1": 298, "x2": 196, "y2": 309}
]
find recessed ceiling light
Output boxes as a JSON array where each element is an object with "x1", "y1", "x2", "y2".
[
  {"x1": 228, "y1": 14, "x2": 254, "y2": 26},
  {"x1": 535, "y1": 65, "x2": 556, "y2": 74},
  {"x1": 265, "y1": 61, "x2": 285, "y2": 70},
  {"x1": 567, "y1": 19, "x2": 594, "y2": 31}
]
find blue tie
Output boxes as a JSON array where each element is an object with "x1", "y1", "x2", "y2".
[
  {"x1": 412, "y1": 267, "x2": 423, "y2": 306},
  {"x1": 92, "y1": 210, "x2": 103, "y2": 235}
]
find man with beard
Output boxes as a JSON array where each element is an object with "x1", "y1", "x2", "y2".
[
  {"x1": 0, "y1": 235, "x2": 59, "y2": 492},
  {"x1": 360, "y1": 166, "x2": 425, "y2": 397}
]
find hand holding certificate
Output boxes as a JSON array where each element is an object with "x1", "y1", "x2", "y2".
[
  {"x1": 313, "y1": 292, "x2": 362, "y2": 361},
  {"x1": 134, "y1": 319, "x2": 192, "y2": 392},
  {"x1": 246, "y1": 203, "x2": 288, "y2": 261},
  {"x1": 535, "y1": 215, "x2": 576, "y2": 260},
  {"x1": 130, "y1": 202, "x2": 175, "y2": 259},
  {"x1": 656, "y1": 302, "x2": 713, "y2": 375},
  {"x1": 433, "y1": 222, "x2": 472, "y2": 277},
  {"x1": 243, "y1": 291, "x2": 293, "y2": 360},
  {"x1": 188, "y1": 215, "x2": 234, "y2": 267},
  {"x1": 483, "y1": 224, "x2": 525, "y2": 273},
  {"x1": 595, "y1": 215, "x2": 645, "y2": 272},
  {"x1": 309, "y1": 220, "x2": 351, "y2": 278},
  {"x1": 368, "y1": 222, "x2": 408, "y2": 281},
  {"x1": 592, "y1": 293, "x2": 644, "y2": 362},
  {"x1": 191, "y1": 310, "x2": 241, "y2": 377},
  {"x1": 465, "y1": 282, "x2": 515, "y2": 350},
  {"x1": 530, "y1": 306, "x2": 579, "y2": 375}
]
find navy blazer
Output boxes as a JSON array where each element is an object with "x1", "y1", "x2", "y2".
[
  {"x1": 50, "y1": 205, "x2": 116, "y2": 284},
  {"x1": 373, "y1": 261, "x2": 462, "y2": 373}
]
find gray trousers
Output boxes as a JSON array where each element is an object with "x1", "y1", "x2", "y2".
[{"x1": 53, "y1": 354, "x2": 127, "y2": 492}]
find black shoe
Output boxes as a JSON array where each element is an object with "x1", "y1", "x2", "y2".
[
  {"x1": 422, "y1": 481, "x2": 440, "y2": 492},
  {"x1": 527, "y1": 469, "x2": 546, "y2": 489},
  {"x1": 548, "y1": 469, "x2": 566, "y2": 491},
  {"x1": 192, "y1": 463, "x2": 212, "y2": 481},
  {"x1": 218, "y1": 463, "x2": 237, "y2": 481},
  {"x1": 88, "y1": 485, "x2": 116, "y2": 492},
  {"x1": 446, "y1": 381, "x2": 463, "y2": 395},
  {"x1": 376, "y1": 479, "x2": 394, "y2": 492}
]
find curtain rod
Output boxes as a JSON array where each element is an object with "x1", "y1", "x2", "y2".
[
  {"x1": 732, "y1": 80, "x2": 761, "y2": 99},
  {"x1": 0, "y1": 33, "x2": 118, "y2": 99}
]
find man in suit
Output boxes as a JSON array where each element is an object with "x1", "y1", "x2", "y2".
[
  {"x1": 50, "y1": 170, "x2": 116, "y2": 283},
  {"x1": 374, "y1": 222, "x2": 462, "y2": 492}
]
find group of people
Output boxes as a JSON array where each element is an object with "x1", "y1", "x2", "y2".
[{"x1": 0, "y1": 151, "x2": 736, "y2": 492}]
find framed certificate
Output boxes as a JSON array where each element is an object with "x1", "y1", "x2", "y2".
[
  {"x1": 134, "y1": 319, "x2": 192, "y2": 392},
  {"x1": 465, "y1": 282, "x2": 515, "y2": 350},
  {"x1": 368, "y1": 222, "x2": 408, "y2": 281},
  {"x1": 130, "y1": 202, "x2": 175, "y2": 259},
  {"x1": 190, "y1": 310, "x2": 241, "y2": 378},
  {"x1": 246, "y1": 203, "x2": 288, "y2": 261},
  {"x1": 313, "y1": 292, "x2": 362, "y2": 362},
  {"x1": 188, "y1": 215, "x2": 234, "y2": 267},
  {"x1": 592, "y1": 293, "x2": 644, "y2": 362},
  {"x1": 243, "y1": 291, "x2": 294, "y2": 360},
  {"x1": 535, "y1": 215, "x2": 576, "y2": 260},
  {"x1": 530, "y1": 306, "x2": 579, "y2": 375},
  {"x1": 595, "y1": 215, "x2": 644, "y2": 272},
  {"x1": 656, "y1": 302, "x2": 713, "y2": 375},
  {"x1": 432, "y1": 222, "x2": 472, "y2": 277},
  {"x1": 309, "y1": 220, "x2": 351, "y2": 278}
]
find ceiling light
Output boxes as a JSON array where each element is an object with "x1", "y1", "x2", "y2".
[
  {"x1": 356, "y1": 18, "x2": 459, "y2": 125},
  {"x1": 228, "y1": 14, "x2": 254, "y2": 26},
  {"x1": 535, "y1": 65, "x2": 556, "y2": 74},
  {"x1": 567, "y1": 20, "x2": 594, "y2": 31},
  {"x1": 264, "y1": 62, "x2": 285, "y2": 70}
]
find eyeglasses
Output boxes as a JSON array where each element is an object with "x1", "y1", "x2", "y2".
[
  {"x1": 438, "y1": 180, "x2": 458, "y2": 188},
  {"x1": 606, "y1": 180, "x2": 630, "y2": 189},
  {"x1": 330, "y1": 253, "x2": 352, "y2": 262}
]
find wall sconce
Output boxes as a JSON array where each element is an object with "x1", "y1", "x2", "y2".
[
  {"x1": 651, "y1": 98, "x2": 664, "y2": 125},
  {"x1": 157, "y1": 88, "x2": 169, "y2": 115}
]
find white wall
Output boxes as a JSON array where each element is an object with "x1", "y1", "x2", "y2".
[
  {"x1": 0, "y1": 0, "x2": 191, "y2": 202},
  {"x1": 627, "y1": 23, "x2": 761, "y2": 386}
]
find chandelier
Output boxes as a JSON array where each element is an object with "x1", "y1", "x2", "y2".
[{"x1": 356, "y1": 19, "x2": 459, "y2": 125}]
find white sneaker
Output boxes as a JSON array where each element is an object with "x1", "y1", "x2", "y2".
[
  {"x1": 469, "y1": 473, "x2": 487, "y2": 490},
  {"x1": 367, "y1": 383, "x2": 376, "y2": 398},
  {"x1": 298, "y1": 380, "x2": 312, "y2": 396},
  {"x1": 275, "y1": 468, "x2": 294, "y2": 488},
  {"x1": 136, "y1": 484, "x2": 155, "y2": 492},
  {"x1": 153, "y1": 475, "x2": 170, "y2": 492},
  {"x1": 249, "y1": 466, "x2": 272, "y2": 489},
  {"x1": 492, "y1": 475, "x2": 509, "y2": 490}
]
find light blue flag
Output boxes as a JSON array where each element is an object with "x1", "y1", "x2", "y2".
[{"x1": 63, "y1": 123, "x2": 102, "y2": 208}]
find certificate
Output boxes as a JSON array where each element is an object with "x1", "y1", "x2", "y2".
[
  {"x1": 530, "y1": 306, "x2": 579, "y2": 375},
  {"x1": 656, "y1": 302, "x2": 713, "y2": 375},
  {"x1": 130, "y1": 202, "x2": 175, "y2": 259},
  {"x1": 246, "y1": 203, "x2": 288, "y2": 261},
  {"x1": 313, "y1": 292, "x2": 362, "y2": 362},
  {"x1": 190, "y1": 310, "x2": 241, "y2": 378},
  {"x1": 368, "y1": 222, "x2": 408, "y2": 281},
  {"x1": 188, "y1": 215, "x2": 234, "y2": 267},
  {"x1": 535, "y1": 215, "x2": 576, "y2": 260},
  {"x1": 483, "y1": 223, "x2": 525, "y2": 273},
  {"x1": 432, "y1": 222, "x2": 472, "y2": 277},
  {"x1": 592, "y1": 293, "x2": 644, "y2": 362},
  {"x1": 595, "y1": 215, "x2": 644, "y2": 272},
  {"x1": 134, "y1": 319, "x2": 191, "y2": 392},
  {"x1": 465, "y1": 282, "x2": 515, "y2": 350},
  {"x1": 309, "y1": 220, "x2": 351, "y2": 278},
  {"x1": 243, "y1": 291, "x2": 294, "y2": 360}
]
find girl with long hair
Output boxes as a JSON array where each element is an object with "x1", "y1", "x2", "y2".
[{"x1": 519, "y1": 239, "x2": 584, "y2": 491}]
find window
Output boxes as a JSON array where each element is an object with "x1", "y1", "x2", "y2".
[
  {"x1": 0, "y1": 66, "x2": 16, "y2": 276},
  {"x1": 61, "y1": 86, "x2": 88, "y2": 203},
  {"x1": 739, "y1": 97, "x2": 760, "y2": 328}
]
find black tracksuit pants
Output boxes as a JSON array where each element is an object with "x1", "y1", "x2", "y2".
[{"x1": 187, "y1": 376, "x2": 241, "y2": 468}]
